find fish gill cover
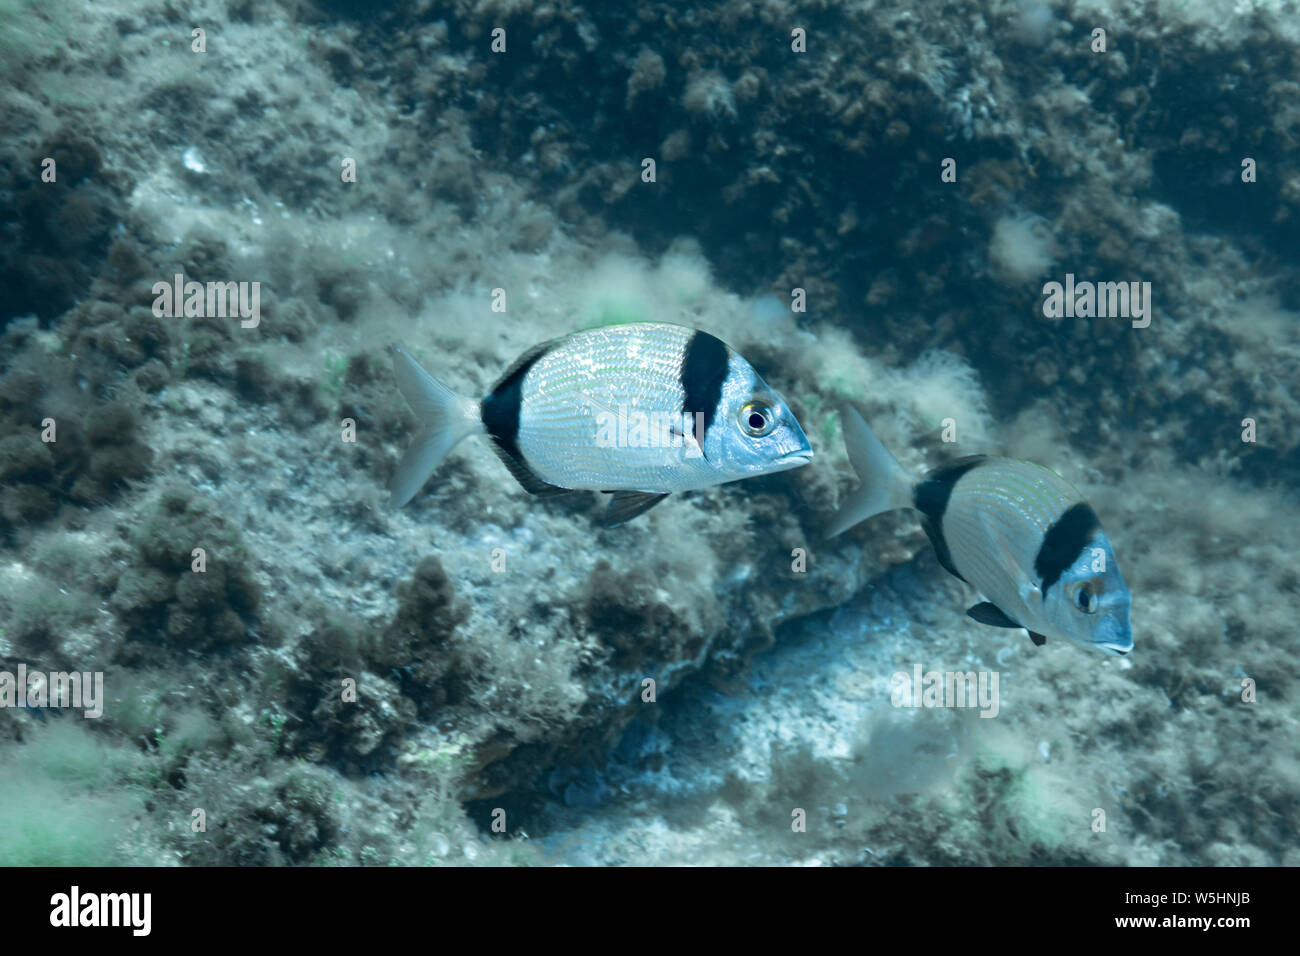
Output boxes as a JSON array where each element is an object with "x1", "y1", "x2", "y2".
[{"x1": 0, "y1": 0, "x2": 1295, "y2": 872}]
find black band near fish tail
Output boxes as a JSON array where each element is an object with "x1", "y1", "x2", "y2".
[
  {"x1": 482, "y1": 345, "x2": 548, "y2": 464},
  {"x1": 913, "y1": 456, "x2": 986, "y2": 583},
  {"x1": 1034, "y1": 502, "x2": 1101, "y2": 595},
  {"x1": 680, "y1": 330, "x2": 729, "y2": 442}
]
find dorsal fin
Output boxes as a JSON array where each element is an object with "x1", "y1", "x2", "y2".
[
  {"x1": 914, "y1": 456, "x2": 989, "y2": 519},
  {"x1": 488, "y1": 337, "x2": 562, "y2": 394}
]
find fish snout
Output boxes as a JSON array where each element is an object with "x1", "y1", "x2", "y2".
[
  {"x1": 1095, "y1": 616, "x2": 1134, "y2": 656},
  {"x1": 775, "y1": 448, "x2": 814, "y2": 468},
  {"x1": 771, "y1": 428, "x2": 814, "y2": 470}
]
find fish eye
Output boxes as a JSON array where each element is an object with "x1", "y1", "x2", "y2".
[
  {"x1": 739, "y1": 400, "x2": 775, "y2": 437},
  {"x1": 1076, "y1": 586, "x2": 1097, "y2": 614}
]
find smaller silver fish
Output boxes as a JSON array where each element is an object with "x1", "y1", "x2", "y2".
[
  {"x1": 828, "y1": 405, "x2": 1133, "y2": 655},
  {"x1": 389, "y1": 322, "x2": 813, "y2": 524}
]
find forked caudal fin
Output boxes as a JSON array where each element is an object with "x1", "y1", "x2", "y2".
[
  {"x1": 824, "y1": 404, "x2": 916, "y2": 537},
  {"x1": 388, "y1": 344, "x2": 483, "y2": 508}
]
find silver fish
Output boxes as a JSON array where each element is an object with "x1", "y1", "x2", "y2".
[
  {"x1": 828, "y1": 405, "x2": 1133, "y2": 655},
  {"x1": 389, "y1": 322, "x2": 813, "y2": 524}
]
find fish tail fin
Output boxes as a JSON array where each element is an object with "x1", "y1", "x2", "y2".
[
  {"x1": 825, "y1": 404, "x2": 915, "y2": 538},
  {"x1": 388, "y1": 344, "x2": 482, "y2": 508}
]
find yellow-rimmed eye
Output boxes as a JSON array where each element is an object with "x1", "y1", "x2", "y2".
[
  {"x1": 1068, "y1": 579, "x2": 1103, "y2": 614},
  {"x1": 739, "y1": 401, "x2": 775, "y2": 437}
]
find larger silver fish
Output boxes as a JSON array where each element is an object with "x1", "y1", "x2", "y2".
[
  {"x1": 389, "y1": 322, "x2": 813, "y2": 524},
  {"x1": 828, "y1": 405, "x2": 1133, "y2": 655}
]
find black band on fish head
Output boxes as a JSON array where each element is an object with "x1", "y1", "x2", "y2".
[
  {"x1": 1035, "y1": 502, "x2": 1101, "y2": 596},
  {"x1": 681, "y1": 330, "x2": 729, "y2": 441}
]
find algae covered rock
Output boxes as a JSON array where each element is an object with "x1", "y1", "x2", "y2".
[{"x1": 111, "y1": 486, "x2": 262, "y2": 648}]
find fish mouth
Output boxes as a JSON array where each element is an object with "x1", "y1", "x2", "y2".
[
  {"x1": 773, "y1": 451, "x2": 814, "y2": 469},
  {"x1": 1095, "y1": 613, "x2": 1133, "y2": 656}
]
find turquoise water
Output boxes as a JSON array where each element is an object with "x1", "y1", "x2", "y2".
[{"x1": 0, "y1": 0, "x2": 1296, "y2": 867}]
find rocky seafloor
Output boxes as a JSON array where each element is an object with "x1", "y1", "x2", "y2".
[{"x1": 0, "y1": 0, "x2": 1297, "y2": 866}]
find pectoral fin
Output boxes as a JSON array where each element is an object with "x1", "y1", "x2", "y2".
[
  {"x1": 966, "y1": 601, "x2": 1021, "y2": 629},
  {"x1": 968, "y1": 602, "x2": 1048, "y2": 647},
  {"x1": 603, "y1": 491, "x2": 669, "y2": 527}
]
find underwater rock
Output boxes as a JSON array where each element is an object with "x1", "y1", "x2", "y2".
[
  {"x1": 111, "y1": 487, "x2": 261, "y2": 649},
  {"x1": 0, "y1": 0, "x2": 1293, "y2": 870}
]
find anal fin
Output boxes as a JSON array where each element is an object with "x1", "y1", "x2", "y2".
[
  {"x1": 1027, "y1": 630, "x2": 1047, "y2": 647},
  {"x1": 487, "y1": 442, "x2": 574, "y2": 499},
  {"x1": 922, "y1": 516, "x2": 969, "y2": 584},
  {"x1": 604, "y1": 491, "x2": 669, "y2": 527}
]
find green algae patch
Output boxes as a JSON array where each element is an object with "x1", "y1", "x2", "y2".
[{"x1": 0, "y1": 723, "x2": 141, "y2": 866}]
